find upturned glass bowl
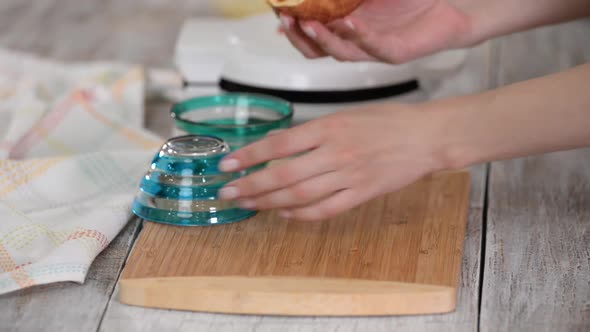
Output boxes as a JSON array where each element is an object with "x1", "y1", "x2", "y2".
[
  {"x1": 171, "y1": 93, "x2": 293, "y2": 148},
  {"x1": 132, "y1": 135, "x2": 256, "y2": 226}
]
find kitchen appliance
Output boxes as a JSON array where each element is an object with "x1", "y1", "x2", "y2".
[{"x1": 173, "y1": 13, "x2": 468, "y2": 124}]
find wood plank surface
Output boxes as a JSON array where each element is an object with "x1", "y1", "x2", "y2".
[
  {"x1": 123, "y1": 172, "x2": 471, "y2": 284},
  {"x1": 101, "y1": 163, "x2": 485, "y2": 331},
  {"x1": 118, "y1": 171, "x2": 471, "y2": 316},
  {"x1": 483, "y1": 151, "x2": 590, "y2": 332},
  {"x1": 102, "y1": 167, "x2": 486, "y2": 331},
  {"x1": 481, "y1": 19, "x2": 590, "y2": 332}
]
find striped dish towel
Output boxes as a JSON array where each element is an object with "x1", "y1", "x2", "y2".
[{"x1": 0, "y1": 49, "x2": 164, "y2": 295}]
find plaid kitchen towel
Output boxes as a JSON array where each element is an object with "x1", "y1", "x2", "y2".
[{"x1": 0, "y1": 49, "x2": 163, "y2": 295}]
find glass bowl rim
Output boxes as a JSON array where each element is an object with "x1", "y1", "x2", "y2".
[
  {"x1": 170, "y1": 93, "x2": 294, "y2": 131},
  {"x1": 159, "y1": 134, "x2": 230, "y2": 158}
]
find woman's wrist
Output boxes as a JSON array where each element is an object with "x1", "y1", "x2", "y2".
[
  {"x1": 458, "y1": 0, "x2": 590, "y2": 47},
  {"x1": 419, "y1": 101, "x2": 477, "y2": 172},
  {"x1": 424, "y1": 63, "x2": 590, "y2": 171}
]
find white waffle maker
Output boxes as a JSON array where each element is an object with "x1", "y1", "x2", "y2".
[{"x1": 173, "y1": 13, "x2": 468, "y2": 123}]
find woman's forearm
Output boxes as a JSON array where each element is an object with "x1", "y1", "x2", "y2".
[
  {"x1": 433, "y1": 63, "x2": 590, "y2": 169},
  {"x1": 455, "y1": 0, "x2": 590, "y2": 45}
]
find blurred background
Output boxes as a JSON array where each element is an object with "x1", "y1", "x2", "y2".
[{"x1": 0, "y1": 0, "x2": 272, "y2": 66}]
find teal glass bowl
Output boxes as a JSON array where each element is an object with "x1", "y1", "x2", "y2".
[
  {"x1": 171, "y1": 93, "x2": 293, "y2": 148},
  {"x1": 132, "y1": 135, "x2": 256, "y2": 226}
]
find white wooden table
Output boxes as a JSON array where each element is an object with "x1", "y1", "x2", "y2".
[{"x1": 0, "y1": 1, "x2": 588, "y2": 331}]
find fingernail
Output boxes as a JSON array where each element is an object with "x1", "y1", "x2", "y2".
[
  {"x1": 238, "y1": 199, "x2": 256, "y2": 209},
  {"x1": 279, "y1": 210, "x2": 293, "y2": 219},
  {"x1": 344, "y1": 19, "x2": 355, "y2": 31},
  {"x1": 280, "y1": 14, "x2": 292, "y2": 31},
  {"x1": 219, "y1": 186, "x2": 240, "y2": 200},
  {"x1": 219, "y1": 158, "x2": 240, "y2": 172},
  {"x1": 302, "y1": 25, "x2": 317, "y2": 39}
]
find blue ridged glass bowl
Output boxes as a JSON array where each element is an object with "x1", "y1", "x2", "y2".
[
  {"x1": 132, "y1": 135, "x2": 256, "y2": 226},
  {"x1": 171, "y1": 93, "x2": 293, "y2": 149}
]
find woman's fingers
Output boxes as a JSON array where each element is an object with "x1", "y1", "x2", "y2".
[
  {"x1": 220, "y1": 122, "x2": 322, "y2": 172},
  {"x1": 220, "y1": 146, "x2": 339, "y2": 200},
  {"x1": 343, "y1": 3, "x2": 471, "y2": 64},
  {"x1": 280, "y1": 14, "x2": 327, "y2": 59},
  {"x1": 298, "y1": 20, "x2": 377, "y2": 62},
  {"x1": 339, "y1": 16, "x2": 409, "y2": 64},
  {"x1": 326, "y1": 18, "x2": 358, "y2": 39},
  {"x1": 237, "y1": 170, "x2": 348, "y2": 210},
  {"x1": 279, "y1": 14, "x2": 376, "y2": 62}
]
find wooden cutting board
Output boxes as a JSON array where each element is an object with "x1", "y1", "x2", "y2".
[{"x1": 119, "y1": 170, "x2": 471, "y2": 316}]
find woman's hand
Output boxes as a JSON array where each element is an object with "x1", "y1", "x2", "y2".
[
  {"x1": 218, "y1": 104, "x2": 450, "y2": 221},
  {"x1": 217, "y1": 63, "x2": 590, "y2": 221},
  {"x1": 278, "y1": 0, "x2": 474, "y2": 64},
  {"x1": 278, "y1": 0, "x2": 590, "y2": 64}
]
